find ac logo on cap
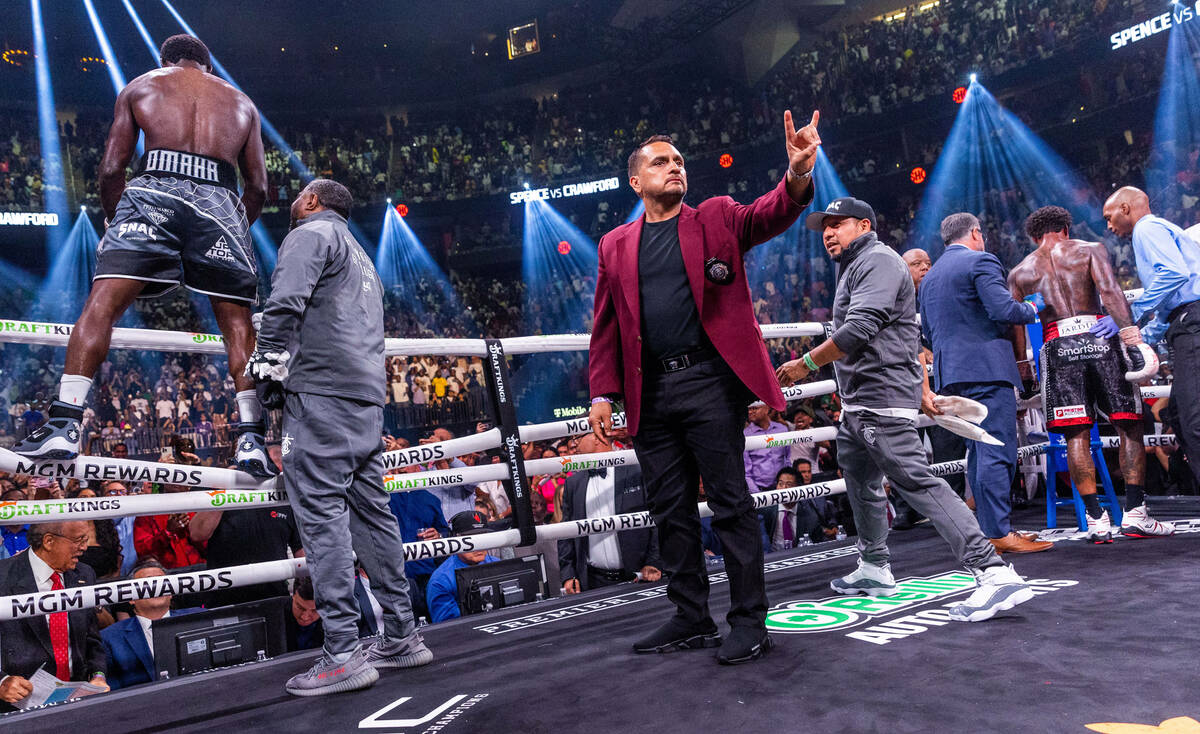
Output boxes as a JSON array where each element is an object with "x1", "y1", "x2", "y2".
[{"x1": 827, "y1": 201, "x2": 842, "y2": 211}]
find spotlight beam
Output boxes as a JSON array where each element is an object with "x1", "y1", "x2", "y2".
[
  {"x1": 121, "y1": 0, "x2": 161, "y2": 64},
  {"x1": 158, "y1": 0, "x2": 311, "y2": 182},
  {"x1": 30, "y1": 0, "x2": 70, "y2": 255},
  {"x1": 909, "y1": 81, "x2": 1099, "y2": 258},
  {"x1": 83, "y1": 0, "x2": 144, "y2": 156}
]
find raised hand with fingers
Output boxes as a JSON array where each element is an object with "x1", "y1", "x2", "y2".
[{"x1": 784, "y1": 109, "x2": 821, "y2": 177}]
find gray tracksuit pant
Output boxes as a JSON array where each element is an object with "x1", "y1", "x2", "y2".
[
  {"x1": 282, "y1": 391, "x2": 416, "y2": 654},
  {"x1": 838, "y1": 411, "x2": 1002, "y2": 571}
]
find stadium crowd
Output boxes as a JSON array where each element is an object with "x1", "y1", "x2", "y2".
[{"x1": 0, "y1": 0, "x2": 1198, "y2": 705}]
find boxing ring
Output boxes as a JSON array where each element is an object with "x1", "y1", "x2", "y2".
[{"x1": 2, "y1": 314, "x2": 1198, "y2": 732}]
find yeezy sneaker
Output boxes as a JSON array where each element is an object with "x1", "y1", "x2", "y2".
[
  {"x1": 285, "y1": 646, "x2": 378, "y2": 697},
  {"x1": 365, "y1": 631, "x2": 434, "y2": 670}
]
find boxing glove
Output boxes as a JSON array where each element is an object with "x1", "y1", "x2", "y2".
[{"x1": 1121, "y1": 342, "x2": 1159, "y2": 383}]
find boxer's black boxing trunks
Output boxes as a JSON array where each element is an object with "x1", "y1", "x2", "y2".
[
  {"x1": 1040, "y1": 314, "x2": 1140, "y2": 432},
  {"x1": 94, "y1": 148, "x2": 257, "y2": 303}
]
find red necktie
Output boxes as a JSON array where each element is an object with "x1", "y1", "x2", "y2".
[{"x1": 49, "y1": 572, "x2": 70, "y2": 679}]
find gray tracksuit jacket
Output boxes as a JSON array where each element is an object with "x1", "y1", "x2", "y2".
[
  {"x1": 828, "y1": 231, "x2": 923, "y2": 411},
  {"x1": 256, "y1": 210, "x2": 386, "y2": 406}
]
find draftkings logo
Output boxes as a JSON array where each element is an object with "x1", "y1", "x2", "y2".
[
  {"x1": 765, "y1": 571, "x2": 1077, "y2": 645},
  {"x1": 559, "y1": 455, "x2": 627, "y2": 473}
]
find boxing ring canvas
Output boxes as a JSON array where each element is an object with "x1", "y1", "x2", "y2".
[{"x1": 13, "y1": 505, "x2": 1200, "y2": 734}]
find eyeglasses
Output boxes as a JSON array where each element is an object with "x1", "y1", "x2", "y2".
[{"x1": 47, "y1": 532, "x2": 89, "y2": 548}]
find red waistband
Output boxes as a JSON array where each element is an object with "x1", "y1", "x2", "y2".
[{"x1": 1043, "y1": 314, "x2": 1103, "y2": 341}]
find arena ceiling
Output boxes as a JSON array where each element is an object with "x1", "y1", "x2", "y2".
[{"x1": 0, "y1": 0, "x2": 862, "y2": 110}]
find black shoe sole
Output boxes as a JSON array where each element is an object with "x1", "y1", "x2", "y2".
[
  {"x1": 632, "y1": 632, "x2": 722, "y2": 654},
  {"x1": 716, "y1": 634, "x2": 773, "y2": 665},
  {"x1": 12, "y1": 448, "x2": 78, "y2": 461}
]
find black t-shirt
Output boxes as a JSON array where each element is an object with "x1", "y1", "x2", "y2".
[
  {"x1": 204, "y1": 506, "x2": 302, "y2": 608},
  {"x1": 638, "y1": 215, "x2": 711, "y2": 361}
]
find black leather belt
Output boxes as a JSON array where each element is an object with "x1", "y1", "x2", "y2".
[
  {"x1": 656, "y1": 347, "x2": 717, "y2": 374},
  {"x1": 587, "y1": 565, "x2": 633, "y2": 582},
  {"x1": 1166, "y1": 300, "x2": 1200, "y2": 325}
]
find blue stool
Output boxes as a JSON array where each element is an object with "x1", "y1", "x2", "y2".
[{"x1": 1044, "y1": 425, "x2": 1123, "y2": 531}]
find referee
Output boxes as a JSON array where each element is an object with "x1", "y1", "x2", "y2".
[
  {"x1": 1103, "y1": 187, "x2": 1200, "y2": 488},
  {"x1": 249, "y1": 179, "x2": 432, "y2": 697}
]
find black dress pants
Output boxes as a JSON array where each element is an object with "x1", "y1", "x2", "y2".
[
  {"x1": 631, "y1": 358, "x2": 767, "y2": 630},
  {"x1": 1167, "y1": 302, "x2": 1200, "y2": 486}
]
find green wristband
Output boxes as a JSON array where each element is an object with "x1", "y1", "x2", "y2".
[{"x1": 802, "y1": 352, "x2": 819, "y2": 371}]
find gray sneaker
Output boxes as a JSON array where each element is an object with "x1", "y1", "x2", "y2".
[
  {"x1": 830, "y1": 558, "x2": 898, "y2": 597},
  {"x1": 365, "y1": 631, "x2": 434, "y2": 670},
  {"x1": 13, "y1": 402, "x2": 81, "y2": 460},
  {"x1": 947, "y1": 563, "x2": 1034, "y2": 622},
  {"x1": 285, "y1": 646, "x2": 379, "y2": 697},
  {"x1": 236, "y1": 425, "x2": 277, "y2": 478}
]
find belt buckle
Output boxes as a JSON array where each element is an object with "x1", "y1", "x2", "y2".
[{"x1": 664, "y1": 355, "x2": 687, "y2": 372}]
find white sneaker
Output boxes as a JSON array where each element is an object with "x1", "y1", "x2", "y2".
[
  {"x1": 1085, "y1": 510, "x2": 1113, "y2": 544},
  {"x1": 829, "y1": 558, "x2": 897, "y2": 597},
  {"x1": 947, "y1": 564, "x2": 1034, "y2": 622},
  {"x1": 1119, "y1": 504, "x2": 1175, "y2": 538}
]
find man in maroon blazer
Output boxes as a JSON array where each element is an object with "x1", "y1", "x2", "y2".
[{"x1": 588, "y1": 110, "x2": 820, "y2": 665}]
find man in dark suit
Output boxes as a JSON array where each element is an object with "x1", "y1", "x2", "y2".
[
  {"x1": 919, "y1": 212, "x2": 1052, "y2": 554},
  {"x1": 101, "y1": 558, "x2": 201, "y2": 690},
  {"x1": 559, "y1": 434, "x2": 662, "y2": 593},
  {"x1": 0, "y1": 521, "x2": 108, "y2": 707},
  {"x1": 588, "y1": 110, "x2": 820, "y2": 664}
]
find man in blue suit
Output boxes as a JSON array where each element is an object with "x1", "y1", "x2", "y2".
[
  {"x1": 101, "y1": 559, "x2": 201, "y2": 690},
  {"x1": 919, "y1": 212, "x2": 1052, "y2": 554}
]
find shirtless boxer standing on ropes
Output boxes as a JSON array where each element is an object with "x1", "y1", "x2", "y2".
[
  {"x1": 14, "y1": 35, "x2": 275, "y2": 477},
  {"x1": 1008, "y1": 206, "x2": 1173, "y2": 542}
]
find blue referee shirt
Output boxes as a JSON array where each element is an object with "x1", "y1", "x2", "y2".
[{"x1": 1130, "y1": 215, "x2": 1200, "y2": 321}]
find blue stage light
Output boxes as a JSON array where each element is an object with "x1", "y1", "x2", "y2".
[
  {"x1": 83, "y1": 0, "x2": 144, "y2": 156},
  {"x1": 121, "y1": 0, "x2": 161, "y2": 65},
  {"x1": 33, "y1": 210, "x2": 101, "y2": 323},
  {"x1": 374, "y1": 204, "x2": 472, "y2": 332},
  {"x1": 744, "y1": 148, "x2": 849, "y2": 311},
  {"x1": 1148, "y1": 12, "x2": 1200, "y2": 199},
  {"x1": 908, "y1": 81, "x2": 1099, "y2": 259},
  {"x1": 30, "y1": 0, "x2": 70, "y2": 256}
]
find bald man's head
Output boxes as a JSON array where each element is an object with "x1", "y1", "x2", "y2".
[
  {"x1": 903, "y1": 248, "x2": 932, "y2": 289},
  {"x1": 1102, "y1": 186, "x2": 1151, "y2": 238}
]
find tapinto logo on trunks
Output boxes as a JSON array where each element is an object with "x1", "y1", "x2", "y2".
[{"x1": 205, "y1": 236, "x2": 237, "y2": 263}]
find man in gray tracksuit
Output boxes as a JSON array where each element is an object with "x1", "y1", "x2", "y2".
[
  {"x1": 775, "y1": 197, "x2": 1033, "y2": 623},
  {"x1": 248, "y1": 179, "x2": 433, "y2": 696}
]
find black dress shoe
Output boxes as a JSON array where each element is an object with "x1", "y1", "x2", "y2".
[
  {"x1": 632, "y1": 618, "x2": 722, "y2": 654},
  {"x1": 716, "y1": 626, "x2": 772, "y2": 665}
]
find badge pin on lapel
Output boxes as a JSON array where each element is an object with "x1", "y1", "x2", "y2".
[{"x1": 704, "y1": 257, "x2": 735, "y2": 285}]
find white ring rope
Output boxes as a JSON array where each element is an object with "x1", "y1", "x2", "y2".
[
  {"x1": 6, "y1": 428, "x2": 1185, "y2": 525},
  {"x1": 0, "y1": 469, "x2": 850, "y2": 621},
  {"x1": 381, "y1": 380, "x2": 838, "y2": 470},
  {"x1": 1, "y1": 433, "x2": 1180, "y2": 619},
  {"x1": 0, "y1": 319, "x2": 829, "y2": 356},
  {"x1": 0, "y1": 442, "x2": 1086, "y2": 621}
]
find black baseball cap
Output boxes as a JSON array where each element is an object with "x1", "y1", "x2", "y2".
[
  {"x1": 804, "y1": 197, "x2": 877, "y2": 232},
  {"x1": 450, "y1": 510, "x2": 490, "y2": 536}
]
